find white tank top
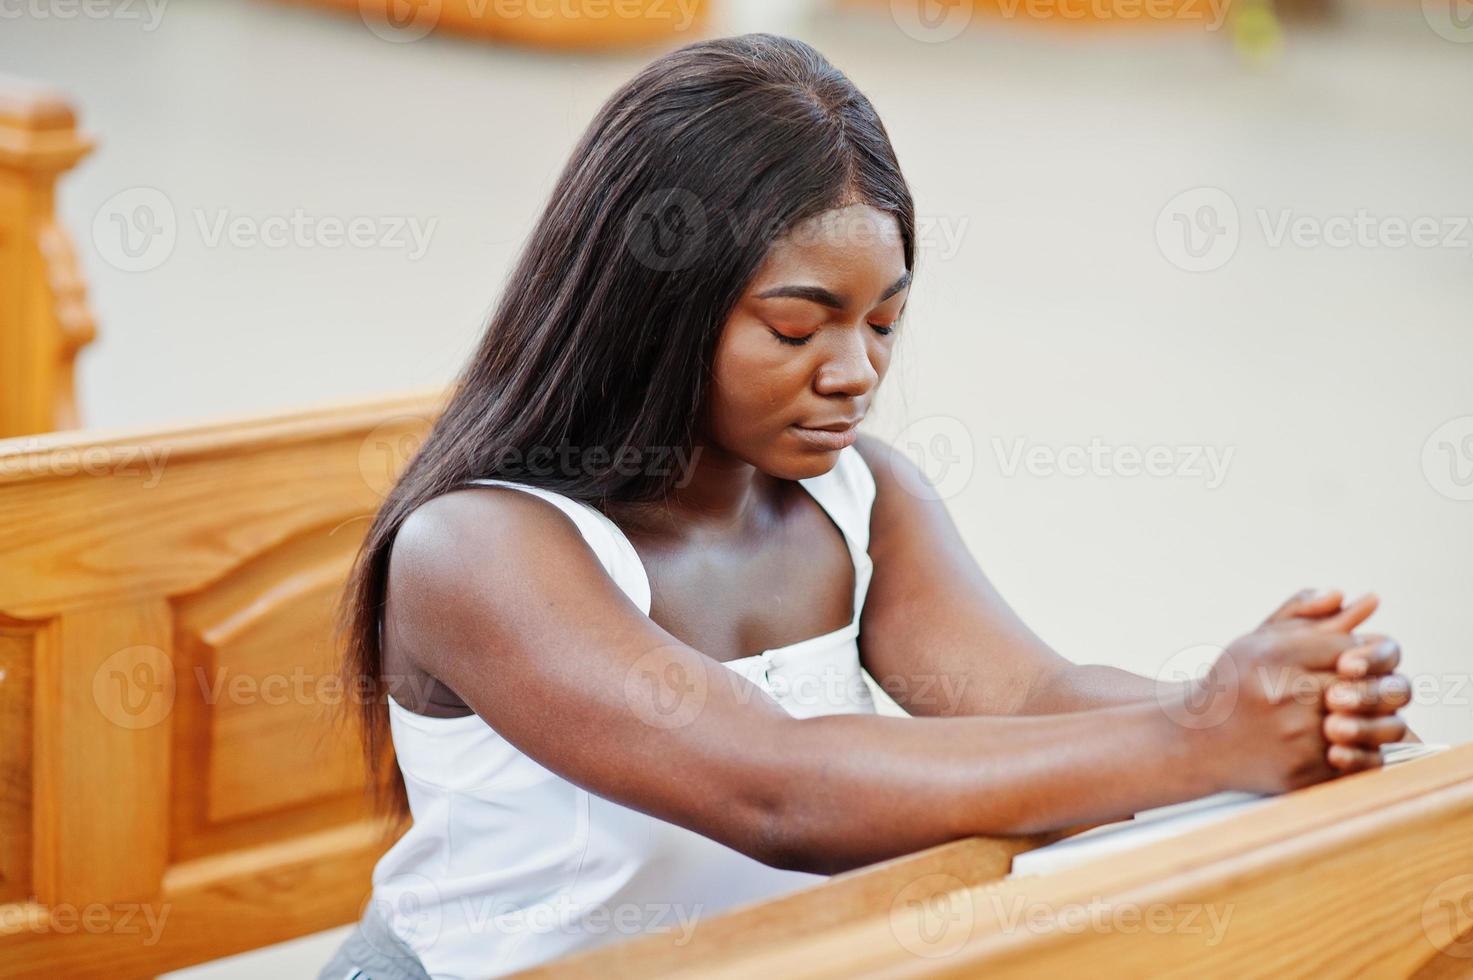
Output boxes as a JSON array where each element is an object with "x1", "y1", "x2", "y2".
[{"x1": 370, "y1": 446, "x2": 880, "y2": 978}]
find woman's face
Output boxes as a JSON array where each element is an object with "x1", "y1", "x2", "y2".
[{"x1": 705, "y1": 203, "x2": 910, "y2": 481}]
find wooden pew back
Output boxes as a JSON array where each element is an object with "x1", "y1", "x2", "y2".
[
  {"x1": 521, "y1": 745, "x2": 1473, "y2": 977},
  {"x1": 0, "y1": 392, "x2": 439, "y2": 976}
]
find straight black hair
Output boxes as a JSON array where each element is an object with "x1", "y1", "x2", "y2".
[{"x1": 339, "y1": 32, "x2": 916, "y2": 815}]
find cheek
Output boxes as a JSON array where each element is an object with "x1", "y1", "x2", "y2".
[
  {"x1": 708, "y1": 328, "x2": 807, "y2": 436},
  {"x1": 866, "y1": 333, "x2": 890, "y2": 368}
]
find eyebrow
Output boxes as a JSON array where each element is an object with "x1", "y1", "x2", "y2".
[{"x1": 755, "y1": 270, "x2": 912, "y2": 310}]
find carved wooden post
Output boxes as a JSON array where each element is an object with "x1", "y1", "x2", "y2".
[{"x1": 0, "y1": 76, "x2": 95, "y2": 439}]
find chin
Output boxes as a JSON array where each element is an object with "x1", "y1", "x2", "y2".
[
  {"x1": 724, "y1": 427, "x2": 851, "y2": 482},
  {"x1": 769, "y1": 453, "x2": 839, "y2": 482},
  {"x1": 765, "y1": 435, "x2": 848, "y2": 481}
]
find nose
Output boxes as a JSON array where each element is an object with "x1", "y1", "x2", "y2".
[{"x1": 813, "y1": 328, "x2": 880, "y2": 399}]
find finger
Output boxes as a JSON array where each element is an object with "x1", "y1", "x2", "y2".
[
  {"x1": 1313, "y1": 593, "x2": 1380, "y2": 635},
  {"x1": 1297, "y1": 670, "x2": 1340, "y2": 706},
  {"x1": 1323, "y1": 713, "x2": 1409, "y2": 747},
  {"x1": 1280, "y1": 633, "x2": 1360, "y2": 673},
  {"x1": 1336, "y1": 636, "x2": 1401, "y2": 679},
  {"x1": 1325, "y1": 674, "x2": 1412, "y2": 715},
  {"x1": 1327, "y1": 745, "x2": 1384, "y2": 774},
  {"x1": 1263, "y1": 588, "x2": 1343, "y2": 627}
]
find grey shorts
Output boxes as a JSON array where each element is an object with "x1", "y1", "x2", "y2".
[{"x1": 318, "y1": 902, "x2": 432, "y2": 980}]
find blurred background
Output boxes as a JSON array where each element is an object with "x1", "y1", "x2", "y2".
[{"x1": 3, "y1": 0, "x2": 1470, "y2": 973}]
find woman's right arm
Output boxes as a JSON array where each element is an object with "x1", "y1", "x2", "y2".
[{"x1": 384, "y1": 487, "x2": 1366, "y2": 877}]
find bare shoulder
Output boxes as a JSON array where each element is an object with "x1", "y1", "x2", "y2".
[
  {"x1": 853, "y1": 433, "x2": 938, "y2": 514},
  {"x1": 853, "y1": 433, "x2": 904, "y2": 485},
  {"x1": 384, "y1": 486, "x2": 621, "y2": 672},
  {"x1": 390, "y1": 487, "x2": 589, "y2": 602}
]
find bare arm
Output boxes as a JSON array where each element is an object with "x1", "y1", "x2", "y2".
[
  {"x1": 853, "y1": 434, "x2": 1158, "y2": 716},
  {"x1": 853, "y1": 435, "x2": 1415, "y2": 756},
  {"x1": 386, "y1": 488, "x2": 1238, "y2": 876}
]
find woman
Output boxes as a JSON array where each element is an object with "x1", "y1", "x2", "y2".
[{"x1": 325, "y1": 33, "x2": 1411, "y2": 979}]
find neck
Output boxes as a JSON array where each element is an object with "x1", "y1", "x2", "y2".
[{"x1": 617, "y1": 438, "x2": 779, "y2": 536}]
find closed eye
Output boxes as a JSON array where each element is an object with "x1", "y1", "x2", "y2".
[
  {"x1": 869, "y1": 322, "x2": 896, "y2": 336},
  {"x1": 769, "y1": 328, "x2": 814, "y2": 346}
]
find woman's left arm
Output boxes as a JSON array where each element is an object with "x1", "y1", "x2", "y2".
[
  {"x1": 853, "y1": 436, "x2": 1417, "y2": 745},
  {"x1": 853, "y1": 434, "x2": 1156, "y2": 717}
]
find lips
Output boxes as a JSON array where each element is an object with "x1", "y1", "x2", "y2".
[
  {"x1": 803, "y1": 418, "x2": 863, "y2": 432},
  {"x1": 790, "y1": 420, "x2": 860, "y2": 451}
]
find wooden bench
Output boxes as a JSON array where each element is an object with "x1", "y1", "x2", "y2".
[
  {"x1": 520, "y1": 744, "x2": 1473, "y2": 977},
  {"x1": 0, "y1": 393, "x2": 438, "y2": 976}
]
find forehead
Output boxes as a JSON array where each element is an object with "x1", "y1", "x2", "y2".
[{"x1": 751, "y1": 204, "x2": 906, "y2": 285}]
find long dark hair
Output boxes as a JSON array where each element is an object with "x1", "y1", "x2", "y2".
[{"x1": 339, "y1": 33, "x2": 917, "y2": 815}]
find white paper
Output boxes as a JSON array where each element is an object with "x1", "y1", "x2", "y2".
[{"x1": 1009, "y1": 742, "x2": 1451, "y2": 878}]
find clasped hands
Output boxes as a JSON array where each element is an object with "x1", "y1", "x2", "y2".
[{"x1": 1256, "y1": 587, "x2": 1414, "y2": 775}]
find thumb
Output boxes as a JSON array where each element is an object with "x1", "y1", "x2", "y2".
[{"x1": 1280, "y1": 632, "x2": 1359, "y2": 673}]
